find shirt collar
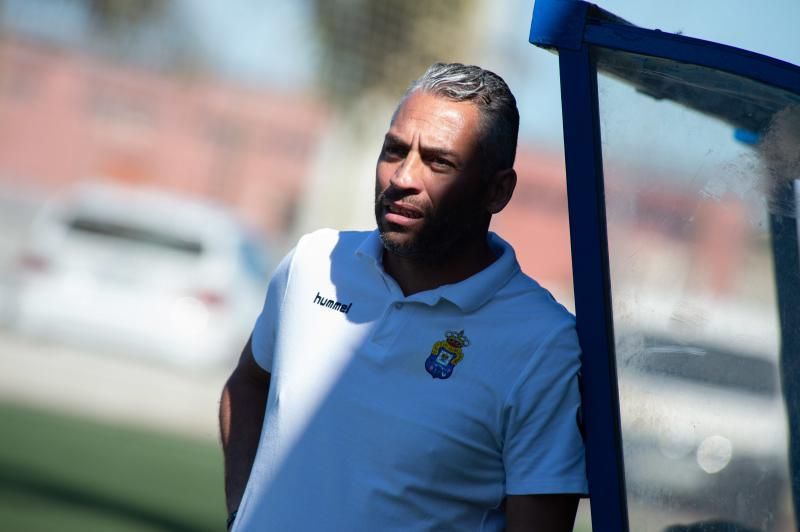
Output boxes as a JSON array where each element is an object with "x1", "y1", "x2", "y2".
[
  {"x1": 355, "y1": 230, "x2": 520, "y2": 313},
  {"x1": 355, "y1": 229, "x2": 384, "y2": 268}
]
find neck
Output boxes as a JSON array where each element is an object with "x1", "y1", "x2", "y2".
[{"x1": 382, "y1": 234, "x2": 497, "y2": 296}]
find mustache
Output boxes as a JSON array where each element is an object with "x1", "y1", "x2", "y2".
[{"x1": 375, "y1": 187, "x2": 425, "y2": 210}]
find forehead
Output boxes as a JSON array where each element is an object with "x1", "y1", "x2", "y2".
[{"x1": 389, "y1": 91, "x2": 481, "y2": 148}]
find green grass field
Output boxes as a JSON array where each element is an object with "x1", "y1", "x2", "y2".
[
  {"x1": 0, "y1": 401, "x2": 225, "y2": 532},
  {"x1": 0, "y1": 401, "x2": 592, "y2": 531}
]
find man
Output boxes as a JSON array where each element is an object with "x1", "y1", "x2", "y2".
[{"x1": 220, "y1": 62, "x2": 587, "y2": 531}]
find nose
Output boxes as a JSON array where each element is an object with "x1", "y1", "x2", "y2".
[{"x1": 390, "y1": 152, "x2": 423, "y2": 192}]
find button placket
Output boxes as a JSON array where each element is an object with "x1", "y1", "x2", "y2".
[{"x1": 369, "y1": 300, "x2": 411, "y2": 349}]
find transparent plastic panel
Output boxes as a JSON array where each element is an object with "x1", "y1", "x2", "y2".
[{"x1": 595, "y1": 48, "x2": 800, "y2": 531}]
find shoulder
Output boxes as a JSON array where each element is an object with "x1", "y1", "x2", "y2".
[
  {"x1": 492, "y1": 268, "x2": 575, "y2": 333},
  {"x1": 280, "y1": 229, "x2": 379, "y2": 292},
  {"x1": 292, "y1": 228, "x2": 373, "y2": 263},
  {"x1": 475, "y1": 273, "x2": 579, "y2": 380},
  {"x1": 467, "y1": 234, "x2": 578, "y2": 360},
  {"x1": 484, "y1": 233, "x2": 574, "y2": 327},
  {"x1": 494, "y1": 275, "x2": 582, "y2": 397},
  {"x1": 295, "y1": 228, "x2": 345, "y2": 252}
]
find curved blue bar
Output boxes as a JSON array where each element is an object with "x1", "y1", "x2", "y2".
[
  {"x1": 528, "y1": 0, "x2": 589, "y2": 51},
  {"x1": 584, "y1": 23, "x2": 800, "y2": 95},
  {"x1": 530, "y1": 0, "x2": 800, "y2": 96}
]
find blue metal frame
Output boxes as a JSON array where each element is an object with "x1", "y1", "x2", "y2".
[
  {"x1": 529, "y1": 1, "x2": 800, "y2": 530},
  {"x1": 531, "y1": 1, "x2": 800, "y2": 93},
  {"x1": 583, "y1": 24, "x2": 800, "y2": 94},
  {"x1": 558, "y1": 44, "x2": 629, "y2": 531},
  {"x1": 770, "y1": 182, "x2": 800, "y2": 528}
]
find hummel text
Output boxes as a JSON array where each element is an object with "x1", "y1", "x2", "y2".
[{"x1": 313, "y1": 292, "x2": 352, "y2": 314}]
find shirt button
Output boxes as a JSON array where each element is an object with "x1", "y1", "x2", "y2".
[{"x1": 394, "y1": 302, "x2": 403, "y2": 309}]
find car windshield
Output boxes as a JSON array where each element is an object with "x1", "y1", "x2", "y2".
[{"x1": 66, "y1": 216, "x2": 203, "y2": 256}]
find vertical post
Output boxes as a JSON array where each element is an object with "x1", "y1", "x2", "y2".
[
  {"x1": 769, "y1": 181, "x2": 800, "y2": 531},
  {"x1": 558, "y1": 44, "x2": 629, "y2": 531}
]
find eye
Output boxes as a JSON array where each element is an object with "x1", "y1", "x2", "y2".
[
  {"x1": 429, "y1": 157, "x2": 454, "y2": 171},
  {"x1": 382, "y1": 143, "x2": 406, "y2": 160}
]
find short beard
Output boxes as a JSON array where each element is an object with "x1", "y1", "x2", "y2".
[
  {"x1": 378, "y1": 229, "x2": 434, "y2": 260},
  {"x1": 375, "y1": 191, "x2": 440, "y2": 261},
  {"x1": 374, "y1": 190, "x2": 483, "y2": 264}
]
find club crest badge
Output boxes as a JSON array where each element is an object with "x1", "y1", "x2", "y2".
[{"x1": 425, "y1": 330, "x2": 470, "y2": 379}]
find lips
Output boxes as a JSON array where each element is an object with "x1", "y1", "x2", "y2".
[
  {"x1": 387, "y1": 203, "x2": 422, "y2": 218},
  {"x1": 383, "y1": 202, "x2": 423, "y2": 226}
]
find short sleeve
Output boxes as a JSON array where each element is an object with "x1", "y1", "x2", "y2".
[
  {"x1": 502, "y1": 319, "x2": 588, "y2": 495},
  {"x1": 250, "y1": 247, "x2": 295, "y2": 371}
]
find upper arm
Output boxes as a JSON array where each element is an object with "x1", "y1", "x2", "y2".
[
  {"x1": 234, "y1": 335, "x2": 270, "y2": 386},
  {"x1": 250, "y1": 246, "x2": 295, "y2": 371},
  {"x1": 505, "y1": 494, "x2": 579, "y2": 532},
  {"x1": 504, "y1": 321, "x2": 587, "y2": 496},
  {"x1": 501, "y1": 322, "x2": 587, "y2": 531}
]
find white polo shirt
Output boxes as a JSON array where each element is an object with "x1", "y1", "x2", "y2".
[{"x1": 235, "y1": 229, "x2": 587, "y2": 532}]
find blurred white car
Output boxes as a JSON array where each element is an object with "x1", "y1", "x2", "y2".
[
  {"x1": 615, "y1": 297, "x2": 788, "y2": 528},
  {"x1": 13, "y1": 183, "x2": 272, "y2": 369}
]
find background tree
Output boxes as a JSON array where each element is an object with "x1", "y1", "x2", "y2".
[
  {"x1": 295, "y1": 0, "x2": 480, "y2": 234},
  {"x1": 312, "y1": 0, "x2": 477, "y2": 110}
]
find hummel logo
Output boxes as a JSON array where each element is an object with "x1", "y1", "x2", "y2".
[{"x1": 313, "y1": 292, "x2": 352, "y2": 314}]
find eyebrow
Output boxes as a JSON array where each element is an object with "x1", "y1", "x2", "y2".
[{"x1": 383, "y1": 133, "x2": 461, "y2": 162}]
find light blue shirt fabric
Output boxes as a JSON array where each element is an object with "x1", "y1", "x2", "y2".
[{"x1": 236, "y1": 229, "x2": 587, "y2": 532}]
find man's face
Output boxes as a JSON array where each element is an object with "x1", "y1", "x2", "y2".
[{"x1": 374, "y1": 91, "x2": 488, "y2": 260}]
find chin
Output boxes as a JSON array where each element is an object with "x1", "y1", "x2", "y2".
[{"x1": 378, "y1": 230, "x2": 421, "y2": 257}]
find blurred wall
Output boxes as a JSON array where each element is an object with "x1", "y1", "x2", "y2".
[{"x1": 0, "y1": 36, "x2": 326, "y2": 238}]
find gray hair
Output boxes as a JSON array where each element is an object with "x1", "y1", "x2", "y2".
[{"x1": 402, "y1": 62, "x2": 519, "y2": 172}]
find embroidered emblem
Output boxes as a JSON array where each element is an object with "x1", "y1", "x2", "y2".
[{"x1": 425, "y1": 330, "x2": 470, "y2": 379}]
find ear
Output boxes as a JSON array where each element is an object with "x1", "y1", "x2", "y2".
[{"x1": 484, "y1": 168, "x2": 517, "y2": 215}]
